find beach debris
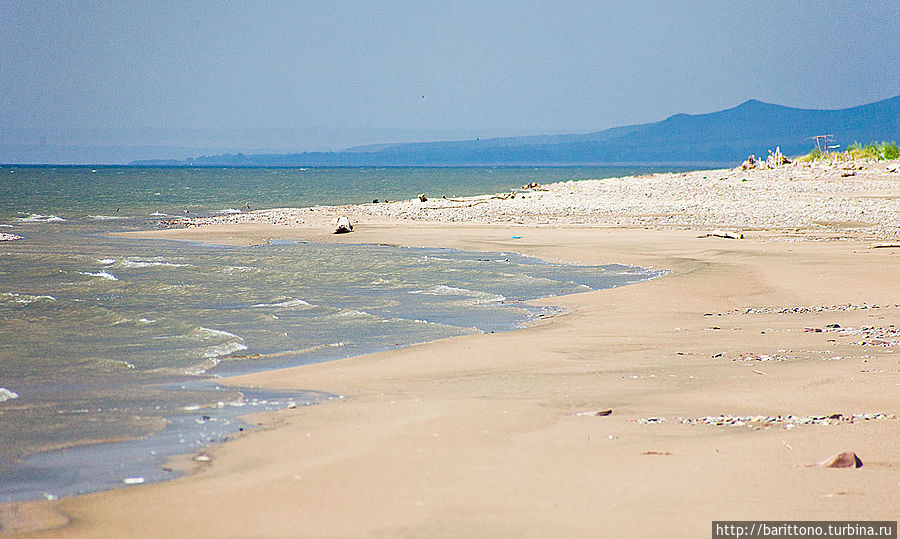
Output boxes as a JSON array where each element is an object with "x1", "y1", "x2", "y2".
[
  {"x1": 716, "y1": 303, "x2": 900, "y2": 317},
  {"x1": 698, "y1": 230, "x2": 743, "y2": 239},
  {"x1": 332, "y1": 216, "x2": 353, "y2": 234},
  {"x1": 509, "y1": 235, "x2": 523, "y2": 239},
  {"x1": 870, "y1": 243, "x2": 900, "y2": 249},
  {"x1": 765, "y1": 147, "x2": 790, "y2": 167},
  {"x1": 194, "y1": 453, "x2": 212, "y2": 462},
  {"x1": 123, "y1": 477, "x2": 145, "y2": 485},
  {"x1": 822, "y1": 325, "x2": 900, "y2": 347},
  {"x1": 752, "y1": 369, "x2": 767, "y2": 376},
  {"x1": 417, "y1": 193, "x2": 428, "y2": 202},
  {"x1": 0, "y1": 388, "x2": 19, "y2": 402},
  {"x1": 732, "y1": 353, "x2": 797, "y2": 362},
  {"x1": 572, "y1": 409, "x2": 613, "y2": 417},
  {"x1": 0, "y1": 233, "x2": 23, "y2": 241},
  {"x1": 521, "y1": 182, "x2": 543, "y2": 190},
  {"x1": 807, "y1": 451, "x2": 863, "y2": 469},
  {"x1": 655, "y1": 412, "x2": 897, "y2": 430},
  {"x1": 43, "y1": 493, "x2": 58, "y2": 501},
  {"x1": 741, "y1": 155, "x2": 758, "y2": 170},
  {"x1": 641, "y1": 451, "x2": 672, "y2": 456}
]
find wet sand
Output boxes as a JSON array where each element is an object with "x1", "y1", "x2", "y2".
[{"x1": 4, "y1": 163, "x2": 900, "y2": 537}]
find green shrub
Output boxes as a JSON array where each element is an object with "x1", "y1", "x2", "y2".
[{"x1": 801, "y1": 141, "x2": 898, "y2": 161}]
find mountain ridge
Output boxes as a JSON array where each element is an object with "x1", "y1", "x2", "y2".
[{"x1": 133, "y1": 95, "x2": 900, "y2": 166}]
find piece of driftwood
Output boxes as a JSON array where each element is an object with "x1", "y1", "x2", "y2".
[
  {"x1": 698, "y1": 230, "x2": 744, "y2": 239},
  {"x1": 332, "y1": 216, "x2": 353, "y2": 234}
]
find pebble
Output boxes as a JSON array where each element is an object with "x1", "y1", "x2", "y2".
[
  {"x1": 635, "y1": 412, "x2": 896, "y2": 429},
  {"x1": 823, "y1": 325, "x2": 900, "y2": 347},
  {"x1": 719, "y1": 303, "x2": 900, "y2": 317},
  {"x1": 161, "y1": 161, "x2": 900, "y2": 240}
]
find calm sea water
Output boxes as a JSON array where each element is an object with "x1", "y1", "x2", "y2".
[{"x1": 0, "y1": 166, "x2": 677, "y2": 503}]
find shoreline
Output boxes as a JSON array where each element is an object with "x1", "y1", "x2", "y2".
[{"x1": 4, "y1": 163, "x2": 900, "y2": 536}]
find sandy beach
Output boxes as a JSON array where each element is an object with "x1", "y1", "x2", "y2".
[{"x1": 4, "y1": 161, "x2": 900, "y2": 537}]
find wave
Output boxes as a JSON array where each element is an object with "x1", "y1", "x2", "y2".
[
  {"x1": 409, "y1": 284, "x2": 505, "y2": 304},
  {"x1": 222, "y1": 265, "x2": 259, "y2": 274},
  {"x1": 252, "y1": 297, "x2": 312, "y2": 309},
  {"x1": 89, "y1": 215, "x2": 130, "y2": 221},
  {"x1": 188, "y1": 326, "x2": 244, "y2": 341},
  {"x1": 119, "y1": 258, "x2": 191, "y2": 268},
  {"x1": 0, "y1": 388, "x2": 19, "y2": 403},
  {"x1": 202, "y1": 341, "x2": 249, "y2": 359},
  {"x1": 81, "y1": 271, "x2": 118, "y2": 281},
  {"x1": 149, "y1": 212, "x2": 168, "y2": 217},
  {"x1": 216, "y1": 208, "x2": 243, "y2": 214},
  {"x1": 1, "y1": 292, "x2": 57, "y2": 305},
  {"x1": 97, "y1": 258, "x2": 116, "y2": 265},
  {"x1": 17, "y1": 213, "x2": 66, "y2": 223},
  {"x1": 333, "y1": 309, "x2": 375, "y2": 319}
]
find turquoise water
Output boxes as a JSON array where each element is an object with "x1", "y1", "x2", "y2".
[
  {"x1": 0, "y1": 166, "x2": 674, "y2": 503},
  {"x1": 0, "y1": 165, "x2": 699, "y2": 221}
]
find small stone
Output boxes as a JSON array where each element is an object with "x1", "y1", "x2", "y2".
[{"x1": 815, "y1": 451, "x2": 863, "y2": 469}]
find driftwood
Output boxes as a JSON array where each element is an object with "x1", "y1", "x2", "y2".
[
  {"x1": 332, "y1": 216, "x2": 353, "y2": 234},
  {"x1": 698, "y1": 230, "x2": 744, "y2": 240}
]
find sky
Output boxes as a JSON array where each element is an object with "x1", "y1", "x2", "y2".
[{"x1": 1, "y1": 0, "x2": 899, "y2": 162}]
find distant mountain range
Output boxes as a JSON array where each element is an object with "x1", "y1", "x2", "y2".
[{"x1": 134, "y1": 95, "x2": 900, "y2": 166}]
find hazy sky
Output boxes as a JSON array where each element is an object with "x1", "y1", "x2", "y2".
[{"x1": 2, "y1": 0, "x2": 899, "y2": 156}]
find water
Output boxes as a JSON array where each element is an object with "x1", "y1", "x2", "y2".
[{"x1": 0, "y1": 166, "x2": 674, "y2": 502}]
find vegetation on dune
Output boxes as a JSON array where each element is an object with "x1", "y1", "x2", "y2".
[{"x1": 800, "y1": 141, "x2": 899, "y2": 162}]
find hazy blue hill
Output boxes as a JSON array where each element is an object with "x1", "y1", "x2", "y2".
[{"x1": 134, "y1": 96, "x2": 900, "y2": 166}]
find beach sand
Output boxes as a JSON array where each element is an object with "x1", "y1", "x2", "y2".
[{"x1": 4, "y1": 162, "x2": 899, "y2": 537}]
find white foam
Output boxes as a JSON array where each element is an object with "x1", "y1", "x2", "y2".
[
  {"x1": 202, "y1": 341, "x2": 248, "y2": 359},
  {"x1": 0, "y1": 388, "x2": 19, "y2": 402},
  {"x1": 89, "y1": 215, "x2": 130, "y2": 221},
  {"x1": 150, "y1": 212, "x2": 168, "y2": 217},
  {"x1": 119, "y1": 259, "x2": 191, "y2": 268},
  {"x1": 252, "y1": 297, "x2": 311, "y2": 308},
  {"x1": 1, "y1": 292, "x2": 57, "y2": 304},
  {"x1": 0, "y1": 224, "x2": 14, "y2": 228},
  {"x1": 216, "y1": 208, "x2": 242, "y2": 214},
  {"x1": 189, "y1": 327, "x2": 244, "y2": 341},
  {"x1": 223, "y1": 265, "x2": 257, "y2": 274},
  {"x1": 98, "y1": 258, "x2": 117, "y2": 265},
  {"x1": 409, "y1": 285, "x2": 504, "y2": 304},
  {"x1": 81, "y1": 271, "x2": 118, "y2": 281},
  {"x1": 16, "y1": 213, "x2": 66, "y2": 223},
  {"x1": 335, "y1": 309, "x2": 373, "y2": 318}
]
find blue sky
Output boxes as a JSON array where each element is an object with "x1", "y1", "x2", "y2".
[{"x1": 1, "y1": 0, "x2": 898, "y2": 160}]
